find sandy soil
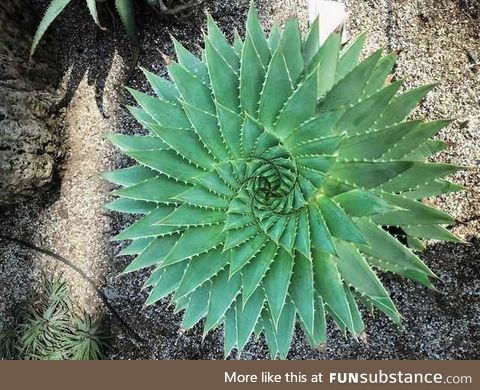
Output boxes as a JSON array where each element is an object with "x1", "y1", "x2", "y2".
[{"x1": 0, "y1": 0, "x2": 478, "y2": 359}]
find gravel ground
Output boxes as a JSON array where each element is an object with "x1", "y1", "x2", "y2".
[{"x1": 1, "y1": 0, "x2": 478, "y2": 360}]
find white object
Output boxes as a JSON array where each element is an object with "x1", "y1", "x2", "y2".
[{"x1": 307, "y1": 0, "x2": 348, "y2": 44}]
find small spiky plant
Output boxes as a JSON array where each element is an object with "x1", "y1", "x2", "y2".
[
  {"x1": 104, "y1": 6, "x2": 463, "y2": 358},
  {"x1": 0, "y1": 277, "x2": 108, "y2": 360}
]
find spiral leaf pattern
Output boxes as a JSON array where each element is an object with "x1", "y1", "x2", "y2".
[{"x1": 104, "y1": 6, "x2": 463, "y2": 358}]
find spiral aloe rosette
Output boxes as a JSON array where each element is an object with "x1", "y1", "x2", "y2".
[{"x1": 104, "y1": 7, "x2": 463, "y2": 358}]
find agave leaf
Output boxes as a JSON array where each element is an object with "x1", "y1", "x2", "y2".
[
  {"x1": 336, "y1": 32, "x2": 367, "y2": 81},
  {"x1": 241, "y1": 241, "x2": 277, "y2": 304},
  {"x1": 162, "y1": 225, "x2": 226, "y2": 267},
  {"x1": 182, "y1": 283, "x2": 211, "y2": 329},
  {"x1": 31, "y1": 0, "x2": 73, "y2": 57},
  {"x1": 375, "y1": 84, "x2": 436, "y2": 128},
  {"x1": 115, "y1": 0, "x2": 137, "y2": 42},
  {"x1": 335, "y1": 241, "x2": 401, "y2": 323},
  {"x1": 172, "y1": 38, "x2": 210, "y2": 84},
  {"x1": 204, "y1": 269, "x2": 241, "y2": 333},
  {"x1": 141, "y1": 67, "x2": 180, "y2": 102},
  {"x1": 274, "y1": 67, "x2": 318, "y2": 140},
  {"x1": 313, "y1": 250, "x2": 356, "y2": 335},
  {"x1": 319, "y1": 50, "x2": 381, "y2": 113},
  {"x1": 174, "y1": 248, "x2": 227, "y2": 300},
  {"x1": 289, "y1": 253, "x2": 315, "y2": 335},
  {"x1": 112, "y1": 207, "x2": 180, "y2": 241},
  {"x1": 236, "y1": 288, "x2": 265, "y2": 352},
  {"x1": 356, "y1": 219, "x2": 435, "y2": 277},
  {"x1": 263, "y1": 248, "x2": 294, "y2": 326},
  {"x1": 281, "y1": 19, "x2": 304, "y2": 84},
  {"x1": 258, "y1": 49, "x2": 293, "y2": 128}
]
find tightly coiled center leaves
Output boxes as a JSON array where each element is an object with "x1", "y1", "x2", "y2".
[{"x1": 103, "y1": 6, "x2": 463, "y2": 358}]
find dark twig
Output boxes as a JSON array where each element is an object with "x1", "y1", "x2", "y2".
[
  {"x1": 157, "y1": 0, "x2": 206, "y2": 15},
  {"x1": 0, "y1": 235, "x2": 145, "y2": 343}
]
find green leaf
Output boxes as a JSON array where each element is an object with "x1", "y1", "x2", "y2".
[
  {"x1": 113, "y1": 207, "x2": 180, "y2": 241},
  {"x1": 174, "y1": 248, "x2": 227, "y2": 300},
  {"x1": 115, "y1": 0, "x2": 137, "y2": 42},
  {"x1": 236, "y1": 288, "x2": 265, "y2": 351},
  {"x1": 107, "y1": 134, "x2": 168, "y2": 152},
  {"x1": 356, "y1": 218, "x2": 435, "y2": 277},
  {"x1": 224, "y1": 305, "x2": 237, "y2": 357},
  {"x1": 382, "y1": 119, "x2": 453, "y2": 160},
  {"x1": 380, "y1": 163, "x2": 462, "y2": 193},
  {"x1": 31, "y1": 0, "x2": 73, "y2": 57},
  {"x1": 118, "y1": 238, "x2": 153, "y2": 256},
  {"x1": 258, "y1": 49, "x2": 293, "y2": 129},
  {"x1": 126, "y1": 150, "x2": 204, "y2": 183},
  {"x1": 240, "y1": 33, "x2": 266, "y2": 115},
  {"x1": 284, "y1": 108, "x2": 344, "y2": 146},
  {"x1": 174, "y1": 185, "x2": 229, "y2": 209},
  {"x1": 336, "y1": 32, "x2": 367, "y2": 81},
  {"x1": 229, "y1": 234, "x2": 269, "y2": 276},
  {"x1": 204, "y1": 269, "x2": 241, "y2": 332},
  {"x1": 372, "y1": 192, "x2": 455, "y2": 225},
  {"x1": 147, "y1": 124, "x2": 215, "y2": 169},
  {"x1": 332, "y1": 161, "x2": 412, "y2": 189},
  {"x1": 182, "y1": 283, "x2": 211, "y2": 329},
  {"x1": 274, "y1": 68, "x2": 318, "y2": 140},
  {"x1": 337, "y1": 80, "x2": 404, "y2": 134},
  {"x1": 402, "y1": 225, "x2": 462, "y2": 242},
  {"x1": 168, "y1": 62, "x2": 215, "y2": 113},
  {"x1": 375, "y1": 84, "x2": 436, "y2": 128},
  {"x1": 245, "y1": 5, "x2": 271, "y2": 67},
  {"x1": 281, "y1": 19, "x2": 304, "y2": 84},
  {"x1": 172, "y1": 37, "x2": 209, "y2": 84},
  {"x1": 313, "y1": 250, "x2": 356, "y2": 334},
  {"x1": 307, "y1": 32, "x2": 342, "y2": 97},
  {"x1": 316, "y1": 196, "x2": 366, "y2": 244},
  {"x1": 113, "y1": 176, "x2": 189, "y2": 203},
  {"x1": 275, "y1": 299, "x2": 296, "y2": 359},
  {"x1": 162, "y1": 225, "x2": 226, "y2": 267},
  {"x1": 335, "y1": 241, "x2": 400, "y2": 323},
  {"x1": 289, "y1": 253, "x2": 314, "y2": 335},
  {"x1": 128, "y1": 89, "x2": 191, "y2": 129},
  {"x1": 263, "y1": 248, "x2": 294, "y2": 325},
  {"x1": 303, "y1": 16, "x2": 320, "y2": 66},
  {"x1": 241, "y1": 241, "x2": 277, "y2": 304},
  {"x1": 102, "y1": 166, "x2": 156, "y2": 187},
  {"x1": 146, "y1": 261, "x2": 188, "y2": 305},
  {"x1": 86, "y1": 0, "x2": 101, "y2": 28},
  {"x1": 307, "y1": 204, "x2": 336, "y2": 255},
  {"x1": 123, "y1": 235, "x2": 177, "y2": 273},
  {"x1": 268, "y1": 22, "x2": 281, "y2": 52},
  {"x1": 158, "y1": 204, "x2": 225, "y2": 227},
  {"x1": 181, "y1": 101, "x2": 231, "y2": 161},
  {"x1": 207, "y1": 15, "x2": 239, "y2": 70},
  {"x1": 333, "y1": 189, "x2": 397, "y2": 217},
  {"x1": 141, "y1": 67, "x2": 180, "y2": 102},
  {"x1": 338, "y1": 120, "x2": 420, "y2": 160},
  {"x1": 363, "y1": 53, "x2": 397, "y2": 96},
  {"x1": 319, "y1": 50, "x2": 381, "y2": 113}
]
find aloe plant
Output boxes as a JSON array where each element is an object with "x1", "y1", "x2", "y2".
[{"x1": 104, "y1": 6, "x2": 463, "y2": 358}]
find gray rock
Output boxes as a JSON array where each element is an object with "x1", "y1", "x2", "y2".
[{"x1": 0, "y1": 0, "x2": 62, "y2": 206}]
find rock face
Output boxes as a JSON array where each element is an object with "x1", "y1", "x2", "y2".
[{"x1": 0, "y1": 0, "x2": 62, "y2": 206}]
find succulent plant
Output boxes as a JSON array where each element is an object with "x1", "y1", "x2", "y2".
[
  {"x1": 104, "y1": 6, "x2": 463, "y2": 358},
  {"x1": 31, "y1": 0, "x2": 137, "y2": 57},
  {"x1": 0, "y1": 276, "x2": 107, "y2": 360},
  {"x1": 31, "y1": 0, "x2": 206, "y2": 57}
]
